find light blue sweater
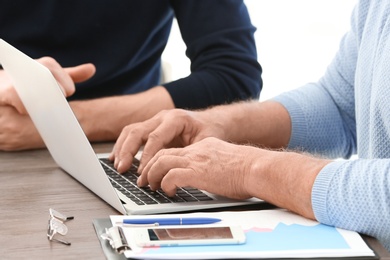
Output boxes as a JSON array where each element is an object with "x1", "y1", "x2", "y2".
[{"x1": 273, "y1": 0, "x2": 390, "y2": 250}]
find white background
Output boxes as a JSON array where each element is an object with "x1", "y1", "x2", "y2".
[{"x1": 162, "y1": 0, "x2": 357, "y2": 101}]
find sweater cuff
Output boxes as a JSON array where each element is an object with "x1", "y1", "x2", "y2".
[
  {"x1": 311, "y1": 161, "x2": 345, "y2": 225},
  {"x1": 272, "y1": 94, "x2": 309, "y2": 150}
]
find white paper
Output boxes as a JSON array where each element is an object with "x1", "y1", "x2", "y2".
[{"x1": 110, "y1": 209, "x2": 375, "y2": 259}]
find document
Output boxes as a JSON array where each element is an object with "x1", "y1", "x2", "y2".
[{"x1": 109, "y1": 209, "x2": 375, "y2": 259}]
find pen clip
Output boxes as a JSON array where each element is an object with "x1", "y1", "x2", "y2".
[{"x1": 116, "y1": 222, "x2": 160, "y2": 227}]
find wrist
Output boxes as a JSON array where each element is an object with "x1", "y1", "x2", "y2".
[
  {"x1": 69, "y1": 86, "x2": 175, "y2": 143},
  {"x1": 200, "y1": 102, "x2": 254, "y2": 142},
  {"x1": 136, "y1": 86, "x2": 175, "y2": 120},
  {"x1": 70, "y1": 98, "x2": 120, "y2": 142},
  {"x1": 247, "y1": 149, "x2": 330, "y2": 219}
]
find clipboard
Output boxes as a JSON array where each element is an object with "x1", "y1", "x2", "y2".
[
  {"x1": 93, "y1": 218, "x2": 127, "y2": 260},
  {"x1": 93, "y1": 211, "x2": 380, "y2": 260}
]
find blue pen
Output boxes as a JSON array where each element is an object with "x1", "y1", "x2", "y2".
[{"x1": 121, "y1": 217, "x2": 221, "y2": 226}]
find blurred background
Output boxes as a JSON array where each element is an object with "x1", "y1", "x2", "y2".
[{"x1": 162, "y1": 0, "x2": 357, "y2": 101}]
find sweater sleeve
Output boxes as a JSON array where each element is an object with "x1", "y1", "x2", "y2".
[
  {"x1": 313, "y1": 160, "x2": 390, "y2": 250},
  {"x1": 274, "y1": 2, "x2": 390, "y2": 250},
  {"x1": 272, "y1": 2, "x2": 360, "y2": 159},
  {"x1": 164, "y1": 0, "x2": 262, "y2": 109}
]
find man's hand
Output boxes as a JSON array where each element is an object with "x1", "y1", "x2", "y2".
[
  {"x1": 0, "y1": 57, "x2": 95, "y2": 114},
  {"x1": 0, "y1": 106, "x2": 43, "y2": 151},
  {"x1": 137, "y1": 136, "x2": 330, "y2": 220},
  {"x1": 109, "y1": 109, "x2": 226, "y2": 174},
  {"x1": 0, "y1": 57, "x2": 95, "y2": 151},
  {"x1": 137, "y1": 137, "x2": 253, "y2": 199}
]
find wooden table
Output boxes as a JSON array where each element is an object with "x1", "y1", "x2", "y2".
[
  {"x1": 0, "y1": 143, "x2": 389, "y2": 259},
  {"x1": 0, "y1": 143, "x2": 118, "y2": 259}
]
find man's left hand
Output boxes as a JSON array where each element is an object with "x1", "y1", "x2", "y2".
[{"x1": 0, "y1": 106, "x2": 43, "y2": 151}]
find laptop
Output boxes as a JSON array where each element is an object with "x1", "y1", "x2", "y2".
[{"x1": 0, "y1": 39, "x2": 262, "y2": 215}]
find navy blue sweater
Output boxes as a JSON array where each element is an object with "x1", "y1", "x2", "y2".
[{"x1": 0, "y1": 0, "x2": 262, "y2": 109}]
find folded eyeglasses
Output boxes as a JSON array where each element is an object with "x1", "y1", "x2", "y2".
[{"x1": 47, "y1": 208, "x2": 74, "y2": 246}]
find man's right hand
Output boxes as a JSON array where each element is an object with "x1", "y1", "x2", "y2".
[{"x1": 109, "y1": 109, "x2": 227, "y2": 174}]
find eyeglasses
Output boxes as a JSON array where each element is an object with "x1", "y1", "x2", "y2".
[{"x1": 47, "y1": 208, "x2": 74, "y2": 246}]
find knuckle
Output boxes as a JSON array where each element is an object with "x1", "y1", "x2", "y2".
[
  {"x1": 203, "y1": 136, "x2": 217, "y2": 142},
  {"x1": 38, "y1": 56, "x2": 57, "y2": 66},
  {"x1": 157, "y1": 109, "x2": 169, "y2": 116},
  {"x1": 157, "y1": 108, "x2": 185, "y2": 121},
  {"x1": 169, "y1": 109, "x2": 188, "y2": 123},
  {"x1": 123, "y1": 124, "x2": 142, "y2": 136},
  {"x1": 154, "y1": 149, "x2": 166, "y2": 158},
  {"x1": 147, "y1": 131, "x2": 161, "y2": 142},
  {"x1": 161, "y1": 183, "x2": 176, "y2": 197},
  {"x1": 118, "y1": 150, "x2": 132, "y2": 160}
]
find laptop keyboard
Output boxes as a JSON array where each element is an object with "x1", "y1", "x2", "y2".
[{"x1": 99, "y1": 158, "x2": 213, "y2": 206}]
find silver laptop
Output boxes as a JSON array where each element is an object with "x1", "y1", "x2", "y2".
[{"x1": 0, "y1": 38, "x2": 262, "y2": 215}]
